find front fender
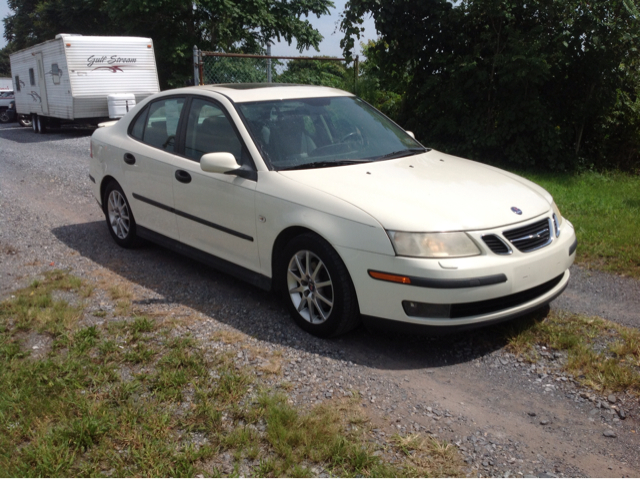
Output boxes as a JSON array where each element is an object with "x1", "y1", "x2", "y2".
[{"x1": 255, "y1": 171, "x2": 395, "y2": 277}]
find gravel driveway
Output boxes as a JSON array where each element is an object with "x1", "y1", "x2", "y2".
[{"x1": 1, "y1": 122, "x2": 639, "y2": 477}]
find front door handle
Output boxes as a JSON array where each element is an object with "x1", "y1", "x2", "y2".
[
  {"x1": 123, "y1": 153, "x2": 136, "y2": 165},
  {"x1": 175, "y1": 170, "x2": 192, "y2": 184}
]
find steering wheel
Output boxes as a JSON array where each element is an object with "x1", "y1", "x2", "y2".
[
  {"x1": 162, "y1": 135, "x2": 176, "y2": 150},
  {"x1": 340, "y1": 129, "x2": 364, "y2": 147}
]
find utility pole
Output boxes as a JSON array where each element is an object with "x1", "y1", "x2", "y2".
[{"x1": 193, "y1": 45, "x2": 200, "y2": 85}]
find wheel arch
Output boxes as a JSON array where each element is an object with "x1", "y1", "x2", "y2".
[
  {"x1": 271, "y1": 226, "x2": 320, "y2": 291},
  {"x1": 99, "y1": 175, "x2": 119, "y2": 208}
]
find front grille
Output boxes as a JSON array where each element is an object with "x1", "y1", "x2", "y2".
[
  {"x1": 503, "y1": 218, "x2": 552, "y2": 253},
  {"x1": 482, "y1": 234, "x2": 511, "y2": 254}
]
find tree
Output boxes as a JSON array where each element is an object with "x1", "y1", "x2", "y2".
[
  {"x1": 276, "y1": 57, "x2": 350, "y2": 89},
  {"x1": 2, "y1": 0, "x2": 334, "y2": 88},
  {"x1": 341, "y1": 0, "x2": 640, "y2": 171}
]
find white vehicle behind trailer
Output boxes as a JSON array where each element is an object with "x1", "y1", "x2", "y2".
[
  {"x1": 0, "y1": 77, "x2": 13, "y2": 91},
  {"x1": 10, "y1": 34, "x2": 160, "y2": 132}
]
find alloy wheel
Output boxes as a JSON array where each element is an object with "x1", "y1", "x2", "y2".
[
  {"x1": 107, "y1": 189, "x2": 131, "y2": 239},
  {"x1": 287, "y1": 250, "x2": 334, "y2": 324}
]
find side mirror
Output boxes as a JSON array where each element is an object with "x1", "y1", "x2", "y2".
[
  {"x1": 200, "y1": 152, "x2": 238, "y2": 174},
  {"x1": 406, "y1": 131, "x2": 415, "y2": 139}
]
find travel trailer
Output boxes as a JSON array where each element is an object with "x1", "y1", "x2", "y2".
[{"x1": 10, "y1": 34, "x2": 160, "y2": 132}]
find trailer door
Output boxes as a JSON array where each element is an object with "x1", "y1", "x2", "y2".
[{"x1": 34, "y1": 52, "x2": 49, "y2": 115}]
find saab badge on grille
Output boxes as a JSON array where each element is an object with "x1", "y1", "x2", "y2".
[{"x1": 511, "y1": 206, "x2": 523, "y2": 215}]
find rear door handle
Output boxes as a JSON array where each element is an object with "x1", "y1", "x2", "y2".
[
  {"x1": 175, "y1": 170, "x2": 192, "y2": 184},
  {"x1": 123, "y1": 153, "x2": 136, "y2": 165}
]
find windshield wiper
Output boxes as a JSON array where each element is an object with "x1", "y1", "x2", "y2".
[
  {"x1": 279, "y1": 159, "x2": 372, "y2": 171},
  {"x1": 372, "y1": 148, "x2": 429, "y2": 161}
]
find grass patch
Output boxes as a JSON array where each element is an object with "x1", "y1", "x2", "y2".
[
  {"x1": 504, "y1": 311, "x2": 640, "y2": 394},
  {"x1": 0, "y1": 269, "x2": 84, "y2": 335},
  {"x1": 520, "y1": 170, "x2": 640, "y2": 278},
  {"x1": 0, "y1": 272, "x2": 463, "y2": 477}
]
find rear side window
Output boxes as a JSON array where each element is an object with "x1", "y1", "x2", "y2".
[
  {"x1": 29, "y1": 68, "x2": 35, "y2": 86},
  {"x1": 130, "y1": 97, "x2": 185, "y2": 152},
  {"x1": 130, "y1": 107, "x2": 148, "y2": 140},
  {"x1": 15, "y1": 76, "x2": 20, "y2": 92}
]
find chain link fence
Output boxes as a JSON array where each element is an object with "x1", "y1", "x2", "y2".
[{"x1": 195, "y1": 50, "x2": 358, "y2": 93}]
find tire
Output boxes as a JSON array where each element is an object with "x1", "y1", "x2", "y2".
[
  {"x1": 37, "y1": 115, "x2": 47, "y2": 133},
  {"x1": 32, "y1": 114, "x2": 39, "y2": 133},
  {"x1": 0, "y1": 108, "x2": 10, "y2": 123},
  {"x1": 18, "y1": 115, "x2": 32, "y2": 127},
  {"x1": 279, "y1": 233, "x2": 360, "y2": 338},
  {"x1": 102, "y1": 181, "x2": 139, "y2": 248}
]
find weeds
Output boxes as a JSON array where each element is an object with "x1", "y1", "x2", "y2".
[
  {"x1": 0, "y1": 272, "x2": 463, "y2": 477},
  {"x1": 505, "y1": 311, "x2": 640, "y2": 394}
]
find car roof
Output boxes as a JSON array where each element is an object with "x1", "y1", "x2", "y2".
[{"x1": 182, "y1": 83, "x2": 354, "y2": 103}]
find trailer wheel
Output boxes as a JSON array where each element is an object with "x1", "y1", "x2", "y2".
[
  {"x1": 37, "y1": 115, "x2": 47, "y2": 133},
  {"x1": 32, "y1": 114, "x2": 39, "y2": 133}
]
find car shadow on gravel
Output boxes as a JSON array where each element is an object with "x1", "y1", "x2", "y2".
[
  {"x1": 0, "y1": 126, "x2": 94, "y2": 143},
  {"x1": 52, "y1": 221, "x2": 545, "y2": 372}
]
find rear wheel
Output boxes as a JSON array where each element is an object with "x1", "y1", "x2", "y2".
[
  {"x1": 37, "y1": 115, "x2": 47, "y2": 133},
  {"x1": 102, "y1": 181, "x2": 139, "y2": 248},
  {"x1": 279, "y1": 233, "x2": 360, "y2": 338}
]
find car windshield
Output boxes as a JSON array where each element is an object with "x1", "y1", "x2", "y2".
[{"x1": 237, "y1": 96, "x2": 426, "y2": 170}]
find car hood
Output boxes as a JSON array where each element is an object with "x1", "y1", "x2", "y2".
[{"x1": 278, "y1": 150, "x2": 552, "y2": 232}]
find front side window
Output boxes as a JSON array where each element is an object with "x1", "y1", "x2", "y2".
[
  {"x1": 237, "y1": 96, "x2": 424, "y2": 170},
  {"x1": 184, "y1": 98, "x2": 244, "y2": 162},
  {"x1": 136, "y1": 97, "x2": 185, "y2": 152},
  {"x1": 29, "y1": 68, "x2": 35, "y2": 86}
]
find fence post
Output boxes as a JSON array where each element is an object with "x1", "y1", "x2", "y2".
[
  {"x1": 193, "y1": 45, "x2": 199, "y2": 86},
  {"x1": 266, "y1": 42, "x2": 272, "y2": 83},
  {"x1": 354, "y1": 55, "x2": 359, "y2": 95}
]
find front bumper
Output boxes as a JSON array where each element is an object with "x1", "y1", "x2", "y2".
[{"x1": 338, "y1": 218, "x2": 576, "y2": 327}]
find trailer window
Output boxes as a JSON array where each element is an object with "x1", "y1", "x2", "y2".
[
  {"x1": 15, "y1": 76, "x2": 20, "y2": 92},
  {"x1": 51, "y1": 64, "x2": 61, "y2": 85},
  {"x1": 29, "y1": 68, "x2": 35, "y2": 86}
]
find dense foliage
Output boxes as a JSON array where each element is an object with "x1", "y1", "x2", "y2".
[
  {"x1": 343, "y1": 0, "x2": 640, "y2": 171},
  {"x1": 1, "y1": 0, "x2": 334, "y2": 88},
  {"x1": 275, "y1": 58, "x2": 352, "y2": 89}
]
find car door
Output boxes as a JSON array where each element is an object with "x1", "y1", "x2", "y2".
[
  {"x1": 122, "y1": 96, "x2": 185, "y2": 240},
  {"x1": 171, "y1": 97, "x2": 260, "y2": 272}
]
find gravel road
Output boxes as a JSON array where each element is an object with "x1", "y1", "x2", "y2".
[{"x1": 1, "y1": 121, "x2": 639, "y2": 477}]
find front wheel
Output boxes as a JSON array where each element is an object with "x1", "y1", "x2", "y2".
[
  {"x1": 279, "y1": 233, "x2": 360, "y2": 338},
  {"x1": 102, "y1": 181, "x2": 139, "y2": 248},
  {"x1": 18, "y1": 115, "x2": 32, "y2": 127},
  {"x1": 0, "y1": 109, "x2": 10, "y2": 123}
]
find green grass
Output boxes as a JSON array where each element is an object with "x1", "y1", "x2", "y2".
[
  {"x1": 520, "y1": 170, "x2": 640, "y2": 278},
  {"x1": 0, "y1": 272, "x2": 463, "y2": 477},
  {"x1": 503, "y1": 311, "x2": 640, "y2": 394}
]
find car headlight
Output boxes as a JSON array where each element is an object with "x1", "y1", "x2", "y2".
[
  {"x1": 551, "y1": 201, "x2": 563, "y2": 237},
  {"x1": 387, "y1": 231, "x2": 481, "y2": 258}
]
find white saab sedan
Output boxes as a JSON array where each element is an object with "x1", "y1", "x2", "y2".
[{"x1": 89, "y1": 84, "x2": 577, "y2": 337}]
